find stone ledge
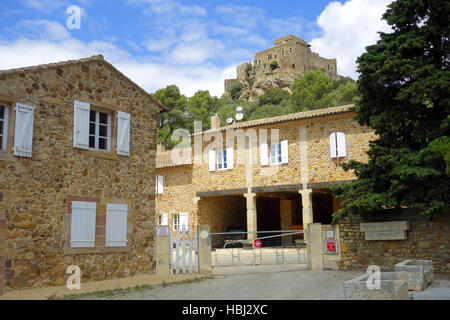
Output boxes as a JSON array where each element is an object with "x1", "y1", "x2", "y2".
[
  {"x1": 251, "y1": 183, "x2": 303, "y2": 193},
  {"x1": 63, "y1": 246, "x2": 130, "y2": 255},
  {"x1": 79, "y1": 150, "x2": 120, "y2": 161},
  {"x1": 196, "y1": 188, "x2": 248, "y2": 198}
]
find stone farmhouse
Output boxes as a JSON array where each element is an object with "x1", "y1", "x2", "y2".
[
  {"x1": 225, "y1": 35, "x2": 344, "y2": 100},
  {"x1": 155, "y1": 105, "x2": 375, "y2": 244},
  {"x1": 0, "y1": 55, "x2": 163, "y2": 293},
  {"x1": 156, "y1": 106, "x2": 449, "y2": 273}
]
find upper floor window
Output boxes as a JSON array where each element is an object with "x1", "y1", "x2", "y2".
[
  {"x1": 217, "y1": 149, "x2": 228, "y2": 170},
  {"x1": 0, "y1": 105, "x2": 8, "y2": 153},
  {"x1": 268, "y1": 54, "x2": 272, "y2": 60},
  {"x1": 270, "y1": 143, "x2": 282, "y2": 164},
  {"x1": 89, "y1": 110, "x2": 110, "y2": 151},
  {"x1": 262, "y1": 140, "x2": 288, "y2": 166},
  {"x1": 330, "y1": 132, "x2": 347, "y2": 158},
  {"x1": 289, "y1": 48, "x2": 292, "y2": 53},
  {"x1": 155, "y1": 174, "x2": 164, "y2": 194},
  {"x1": 281, "y1": 50, "x2": 285, "y2": 56}
]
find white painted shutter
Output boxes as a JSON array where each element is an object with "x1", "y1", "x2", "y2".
[
  {"x1": 336, "y1": 132, "x2": 347, "y2": 157},
  {"x1": 106, "y1": 203, "x2": 128, "y2": 247},
  {"x1": 179, "y1": 212, "x2": 189, "y2": 231},
  {"x1": 73, "y1": 100, "x2": 90, "y2": 149},
  {"x1": 281, "y1": 140, "x2": 289, "y2": 164},
  {"x1": 157, "y1": 175, "x2": 164, "y2": 194},
  {"x1": 14, "y1": 103, "x2": 35, "y2": 158},
  {"x1": 162, "y1": 213, "x2": 169, "y2": 226},
  {"x1": 71, "y1": 201, "x2": 97, "y2": 248},
  {"x1": 227, "y1": 147, "x2": 234, "y2": 169},
  {"x1": 330, "y1": 133, "x2": 337, "y2": 158},
  {"x1": 117, "y1": 111, "x2": 131, "y2": 156},
  {"x1": 260, "y1": 142, "x2": 269, "y2": 166},
  {"x1": 209, "y1": 148, "x2": 216, "y2": 171}
]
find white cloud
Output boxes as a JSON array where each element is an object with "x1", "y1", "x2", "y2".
[
  {"x1": 21, "y1": 0, "x2": 67, "y2": 13},
  {"x1": 310, "y1": 0, "x2": 393, "y2": 79}
]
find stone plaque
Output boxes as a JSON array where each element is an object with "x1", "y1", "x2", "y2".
[
  {"x1": 360, "y1": 221, "x2": 410, "y2": 232},
  {"x1": 364, "y1": 231, "x2": 407, "y2": 241}
]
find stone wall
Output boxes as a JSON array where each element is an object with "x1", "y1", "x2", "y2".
[
  {"x1": 0, "y1": 57, "x2": 160, "y2": 291},
  {"x1": 339, "y1": 210, "x2": 450, "y2": 273}
]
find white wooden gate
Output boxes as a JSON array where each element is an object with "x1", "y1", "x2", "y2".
[{"x1": 169, "y1": 225, "x2": 198, "y2": 274}]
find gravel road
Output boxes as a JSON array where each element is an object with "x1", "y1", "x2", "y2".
[{"x1": 79, "y1": 265, "x2": 450, "y2": 300}]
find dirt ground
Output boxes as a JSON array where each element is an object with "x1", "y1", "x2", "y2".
[{"x1": 76, "y1": 265, "x2": 450, "y2": 300}]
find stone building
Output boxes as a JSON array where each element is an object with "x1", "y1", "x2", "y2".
[
  {"x1": 0, "y1": 55, "x2": 163, "y2": 293},
  {"x1": 225, "y1": 35, "x2": 344, "y2": 101},
  {"x1": 155, "y1": 104, "x2": 449, "y2": 273},
  {"x1": 155, "y1": 104, "x2": 375, "y2": 242}
]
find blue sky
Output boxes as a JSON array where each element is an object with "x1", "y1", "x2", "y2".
[{"x1": 0, "y1": 0, "x2": 392, "y2": 97}]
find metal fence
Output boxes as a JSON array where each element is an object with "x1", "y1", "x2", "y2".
[{"x1": 210, "y1": 230, "x2": 308, "y2": 267}]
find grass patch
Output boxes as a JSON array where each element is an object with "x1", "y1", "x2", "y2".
[{"x1": 48, "y1": 276, "x2": 214, "y2": 300}]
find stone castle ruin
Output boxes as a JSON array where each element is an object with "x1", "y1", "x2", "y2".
[{"x1": 225, "y1": 35, "x2": 344, "y2": 101}]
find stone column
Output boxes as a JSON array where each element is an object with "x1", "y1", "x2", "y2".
[
  {"x1": 244, "y1": 193, "x2": 257, "y2": 241},
  {"x1": 198, "y1": 224, "x2": 212, "y2": 275},
  {"x1": 280, "y1": 200, "x2": 293, "y2": 246},
  {"x1": 299, "y1": 189, "x2": 314, "y2": 229},
  {"x1": 307, "y1": 223, "x2": 324, "y2": 271}
]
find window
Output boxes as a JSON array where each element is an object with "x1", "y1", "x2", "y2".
[
  {"x1": 269, "y1": 140, "x2": 289, "y2": 165},
  {"x1": 106, "y1": 204, "x2": 128, "y2": 247},
  {"x1": 217, "y1": 149, "x2": 228, "y2": 170},
  {"x1": 158, "y1": 213, "x2": 168, "y2": 226},
  {"x1": 0, "y1": 105, "x2": 8, "y2": 153},
  {"x1": 281, "y1": 50, "x2": 285, "y2": 56},
  {"x1": 274, "y1": 54, "x2": 277, "y2": 59},
  {"x1": 173, "y1": 213, "x2": 180, "y2": 231},
  {"x1": 270, "y1": 143, "x2": 282, "y2": 164},
  {"x1": 268, "y1": 54, "x2": 272, "y2": 60},
  {"x1": 71, "y1": 201, "x2": 97, "y2": 248},
  {"x1": 330, "y1": 132, "x2": 347, "y2": 158},
  {"x1": 155, "y1": 175, "x2": 164, "y2": 194},
  {"x1": 289, "y1": 48, "x2": 292, "y2": 53},
  {"x1": 89, "y1": 110, "x2": 110, "y2": 151}
]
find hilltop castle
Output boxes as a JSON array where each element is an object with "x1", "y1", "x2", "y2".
[{"x1": 225, "y1": 35, "x2": 344, "y2": 101}]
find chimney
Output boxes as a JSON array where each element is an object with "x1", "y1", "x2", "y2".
[
  {"x1": 211, "y1": 115, "x2": 221, "y2": 130},
  {"x1": 157, "y1": 143, "x2": 165, "y2": 153}
]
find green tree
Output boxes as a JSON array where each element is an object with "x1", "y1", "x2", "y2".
[
  {"x1": 187, "y1": 90, "x2": 218, "y2": 131},
  {"x1": 229, "y1": 82, "x2": 243, "y2": 100},
  {"x1": 153, "y1": 85, "x2": 188, "y2": 148},
  {"x1": 290, "y1": 70, "x2": 336, "y2": 110},
  {"x1": 332, "y1": 0, "x2": 450, "y2": 221},
  {"x1": 259, "y1": 88, "x2": 291, "y2": 106},
  {"x1": 249, "y1": 104, "x2": 295, "y2": 120},
  {"x1": 270, "y1": 60, "x2": 279, "y2": 71},
  {"x1": 334, "y1": 81, "x2": 359, "y2": 105}
]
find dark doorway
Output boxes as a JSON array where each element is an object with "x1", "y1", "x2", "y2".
[
  {"x1": 256, "y1": 197, "x2": 281, "y2": 246},
  {"x1": 312, "y1": 191, "x2": 334, "y2": 225}
]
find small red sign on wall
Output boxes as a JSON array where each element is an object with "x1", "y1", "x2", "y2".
[
  {"x1": 327, "y1": 239, "x2": 336, "y2": 252},
  {"x1": 254, "y1": 240, "x2": 262, "y2": 248}
]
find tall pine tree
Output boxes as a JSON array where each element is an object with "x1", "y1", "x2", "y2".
[{"x1": 332, "y1": 0, "x2": 450, "y2": 220}]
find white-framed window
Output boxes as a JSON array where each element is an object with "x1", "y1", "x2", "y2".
[
  {"x1": 270, "y1": 140, "x2": 289, "y2": 165},
  {"x1": 158, "y1": 213, "x2": 168, "y2": 226},
  {"x1": 155, "y1": 174, "x2": 164, "y2": 195},
  {"x1": 71, "y1": 201, "x2": 97, "y2": 248},
  {"x1": 173, "y1": 213, "x2": 180, "y2": 231},
  {"x1": 330, "y1": 132, "x2": 347, "y2": 158},
  {"x1": 0, "y1": 105, "x2": 9, "y2": 153},
  {"x1": 89, "y1": 110, "x2": 111, "y2": 151},
  {"x1": 106, "y1": 203, "x2": 128, "y2": 247},
  {"x1": 217, "y1": 149, "x2": 228, "y2": 170}
]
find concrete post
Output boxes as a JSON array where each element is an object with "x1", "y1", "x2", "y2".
[
  {"x1": 245, "y1": 193, "x2": 257, "y2": 241},
  {"x1": 155, "y1": 227, "x2": 170, "y2": 276},
  {"x1": 280, "y1": 200, "x2": 293, "y2": 246},
  {"x1": 299, "y1": 189, "x2": 313, "y2": 229},
  {"x1": 198, "y1": 224, "x2": 212, "y2": 275},
  {"x1": 307, "y1": 223, "x2": 324, "y2": 271}
]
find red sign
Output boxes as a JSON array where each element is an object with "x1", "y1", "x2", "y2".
[
  {"x1": 327, "y1": 238, "x2": 336, "y2": 252},
  {"x1": 254, "y1": 240, "x2": 262, "y2": 248}
]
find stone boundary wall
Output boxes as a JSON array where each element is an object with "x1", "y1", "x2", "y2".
[{"x1": 338, "y1": 210, "x2": 449, "y2": 273}]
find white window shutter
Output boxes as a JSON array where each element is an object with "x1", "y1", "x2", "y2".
[
  {"x1": 209, "y1": 148, "x2": 216, "y2": 171},
  {"x1": 260, "y1": 142, "x2": 269, "y2": 166},
  {"x1": 330, "y1": 133, "x2": 337, "y2": 158},
  {"x1": 14, "y1": 103, "x2": 35, "y2": 158},
  {"x1": 336, "y1": 132, "x2": 347, "y2": 157},
  {"x1": 117, "y1": 111, "x2": 131, "y2": 156},
  {"x1": 71, "y1": 201, "x2": 97, "y2": 248},
  {"x1": 281, "y1": 140, "x2": 289, "y2": 164},
  {"x1": 180, "y1": 212, "x2": 189, "y2": 231},
  {"x1": 106, "y1": 203, "x2": 128, "y2": 247},
  {"x1": 73, "y1": 100, "x2": 90, "y2": 149},
  {"x1": 162, "y1": 213, "x2": 169, "y2": 226},
  {"x1": 157, "y1": 175, "x2": 164, "y2": 194},
  {"x1": 227, "y1": 147, "x2": 234, "y2": 169}
]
